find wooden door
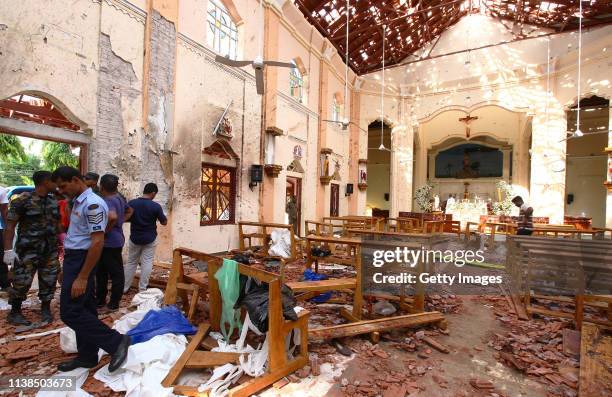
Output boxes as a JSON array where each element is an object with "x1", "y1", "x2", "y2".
[
  {"x1": 330, "y1": 183, "x2": 339, "y2": 217},
  {"x1": 286, "y1": 177, "x2": 302, "y2": 236}
]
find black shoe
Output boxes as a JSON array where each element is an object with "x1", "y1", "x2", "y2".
[
  {"x1": 331, "y1": 339, "x2": 352, "y2": 356},
  {"x1": 107, "y1": 302, "x2": 119, "y2": 311},
  {"x1": 57, "y1": 358, "x2": 98, "y2": 372},
  {"x1": 109, "y1": 335, "x2": 131, "y2": 372},
  {"x1": 41, "y1": 301, "x2": 53, "y2": 323},
  {"x1": 8, "y1": 300, "x2": 31, "y2": 326},
  {"x1": 96, "y1": 301, "x2": 106, "y2": 308}
]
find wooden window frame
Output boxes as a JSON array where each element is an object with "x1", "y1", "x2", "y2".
[
  {"x1": 200, "y1": 162, "x2": 237, "y2": 226},
  {"x1": 207, "y1": 0, "x2": 238, "y2": 60}
]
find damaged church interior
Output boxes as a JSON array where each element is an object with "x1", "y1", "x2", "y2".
[{"x1": 0, "y1": 0, "x2": 611, "y2": 396}]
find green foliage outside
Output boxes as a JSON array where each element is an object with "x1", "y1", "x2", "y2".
[
  {"x1": 0, "y1": 133, "x2": 79, "y2": 187},
  {"x1": 41, "y1": 141, "x2": 79, "y2": 170}
]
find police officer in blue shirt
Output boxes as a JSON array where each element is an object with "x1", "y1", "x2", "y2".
[{"x1": 51, "y1": 166, "x2": 130, "y2": 373}]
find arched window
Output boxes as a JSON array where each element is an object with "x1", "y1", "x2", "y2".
[
  {"x1": 331, "y1": 93, "x2": 343, "y2": 122},
  {"x1": 207, "y1": 0, "x2": 238, "y2": 60},
  {"x1": 289, "y1": 61, "x2": 304, "y2": 103}
]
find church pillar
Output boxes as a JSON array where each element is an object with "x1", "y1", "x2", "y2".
[
  {"x1": 348, "y1": 89, "x2": 361, "y2": 214},
  {"x1": 606, "y1": 106, "x2": 612, "y2": 228},
  {"x1": 259, "y1": 4, "x2": 280, "y2": 223},
  {"x1": 316, "y1": 59, "x2": 330, "y2": 219},
  {"x1": 529, "y1": 106, "x2": 566, "y2": 224},
  {"x1": 390, "y1": 124, "x2": 412, "y2": 216},
  {"x1": 502, "y1": 146, "x2": 512, "y2": 182}
]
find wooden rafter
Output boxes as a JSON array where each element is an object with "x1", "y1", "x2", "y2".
[{"x1": 293, "y1": 0, "x2": 612, "y2": 75}]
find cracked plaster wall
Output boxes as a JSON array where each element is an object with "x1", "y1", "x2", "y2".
[{"x1": 0, "y1": 0, "x2": 102, "y2": 129}]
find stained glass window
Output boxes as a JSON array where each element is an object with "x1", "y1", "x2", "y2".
[
  {"x1": 289, "y1": 61, "x2": 303, "y2": 103},
  {"x1": 207, "y1": 0, "x2": 238, "y2": 60},
  {"x1": 201, "y1": 163, "x2": 236, "y2": 225},
  {"x1": 331, "y1": 95, "x2": 342, "y2": 122}
]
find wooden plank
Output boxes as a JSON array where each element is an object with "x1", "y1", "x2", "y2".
[
  {"x1": 228, "y1": 356, "x2": 308, "y2": 397},
  {"x1": 306, "y1": 235, "x2": 362, "y2": 245},
  {"x1": 163, "y1": 249, "x2": 185, "y2": 305},
  {"x1": 162, "y1": 324, "x2": 210, "y2": 387},
  {"x1": 309, "y1": 312, "x2": 445, "y2": 340},
  {"x1": 286, "y1": 278, "x2": 357, "y2": 292},
  {"x1": 267, "y1": 278, "x2": 286, "y2": 371},
  {"x1": 511, "y1": 294, "x2": 529, "y2": 320},
  {"x1": 184, "y1": 351, "x2": 243, "y2": 368},
  {"x1": 579, "y1": 324, "x2": 612, "y2": 397}
]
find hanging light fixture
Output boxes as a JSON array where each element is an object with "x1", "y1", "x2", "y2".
[
  {"x1": 574, "y1": 0, "x2": 584, "y2": 137},
  {"x1": 379, "y1": 25, "x2": 389, "y2": 151}
]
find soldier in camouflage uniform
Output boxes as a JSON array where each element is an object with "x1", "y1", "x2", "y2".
[{"x1": 3, "y1": 171, "x2": 61, "y2": 325}]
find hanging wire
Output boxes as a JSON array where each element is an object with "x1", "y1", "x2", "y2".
[
  {"x1": 344, "y1": 0, "x2": 349, "y2": 123},
  {"x1": 575, "y1": 0, "x2": 583, "y2": 137},
  {"x1": 258, "y1": 0, "x2": 264, "y2": 57},
  {"x1": 380, "y1": 25, "x2": 386, "y2": 150},
  {"x1": 545, "y1": 36, "x2": 550, "y2": 134}
]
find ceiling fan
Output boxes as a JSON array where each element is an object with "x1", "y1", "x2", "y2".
[
  {"x1": 321, "y1": 0, "x2": 367, "y2": 133},
  {"x1": 214, "y1": 0, "x2": 295, "y2": 95}
]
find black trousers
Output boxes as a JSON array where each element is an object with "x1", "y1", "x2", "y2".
[
  {"x1": 95, "y1": 247, "x2": 124, "y2": 306},
  {"x1": 517, "y1": 229, "x2": 533, "y2": 236},
  {"x1": 60, "y1": 249, "x2": 123, "y2": 362},
  {"x1": 0, "y1": 229, "x2": 8, "y2": 289}
]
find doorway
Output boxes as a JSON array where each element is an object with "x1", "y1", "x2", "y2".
[
  {"x1": 0, "y1": 94, "x2": 88, "y2": 186},
  {"x1": 366, "y1": 120, "x2": 391, "y2": 215},
  {"x1": 564, "y1": 95, "x2": 609, "y2": 228},
  {"x1": 330, "y1": 183, "x2": 339, "y2": 217},
  {"x1": 286, "y1": 176, "x2": 302, "y2": 236}
]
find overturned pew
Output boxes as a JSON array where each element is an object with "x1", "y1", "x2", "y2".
[{"x1": 309, "y1": 311, "x2": 446, "y2": 340}]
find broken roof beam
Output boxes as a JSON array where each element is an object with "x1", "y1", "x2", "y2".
[{"x1": 309, "y1": 311, "x2": 446, "y2": 340}]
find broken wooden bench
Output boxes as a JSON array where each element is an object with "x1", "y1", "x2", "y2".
[{"x1": 162, "y1": 247, "x2": 309, "y2": 397}]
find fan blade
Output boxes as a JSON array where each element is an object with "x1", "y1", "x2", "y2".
[
  {"x1": 255, "y1": 68, "x2": 264, "y2": 95},
  {"x1": 215, "y1": 55, "x2": 252, "y2": 68},
  {"x1": 322, "y1": 119, "x2": 341, "y2": 123},
  {"x1": 349, "y1": 121, "x2": 369, "y2": 134},
  {"x1": 264, "y1": 60, "x2": 296, "y2": 68}
]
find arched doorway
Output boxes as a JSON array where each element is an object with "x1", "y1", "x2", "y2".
[
  {"x1": 564, "y1": 95, "x2": 609, "y2": 228},
  {"x1": 366, "y1": 120, "x2": 392, "y2": 217},
  {"x1": 0, "y1": 93, "x2": 89, "y2": 185}
]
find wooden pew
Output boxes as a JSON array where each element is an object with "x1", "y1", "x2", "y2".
[
  {"x1": 162, "y1": 248, "x2": 310, "y2": 397},
  {"x1": 238, "y1": 221, "x2": 297, "y2": 260},
  {"x1": 304, "y1": 220, "x2": 334, "y2": 237},
  {"x1": 506, "y1": 236, "x2": 612, "y2": 327},
  {"x1": 345, "y1": 229, "x2": 449, "y2": 313},
  {"x1": 287, "y1": 235, "x2": 364, "y2": 321}
]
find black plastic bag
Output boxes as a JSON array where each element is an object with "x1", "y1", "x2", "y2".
[{"x1": 234, "y1": 275, "x2": 298, "y2": 333}]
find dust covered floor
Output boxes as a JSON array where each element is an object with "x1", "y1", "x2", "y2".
[{"x1": 0, "y1": 250, "x2": 588, "y2": 397}]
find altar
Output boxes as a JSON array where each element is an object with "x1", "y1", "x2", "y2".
[{"x1": 446, "y1": 199, "x2": 489, "y2": 229}]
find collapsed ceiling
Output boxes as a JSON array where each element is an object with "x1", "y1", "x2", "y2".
[{"x1": 293, "y1": 0, "x2": 612, "y2": 75}]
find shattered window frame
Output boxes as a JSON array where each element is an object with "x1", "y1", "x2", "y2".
[
  {"x1": 207, "y1": 0, "x2": 238, "y2": 60},
  {"x1": 289, "y1": 60, "x2": 304, "y2": 103},
  {"x1": 201, "y1": 163, "x2": 237, "y2": 226}
]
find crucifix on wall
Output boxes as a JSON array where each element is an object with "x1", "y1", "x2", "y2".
[{"x1": 459, "y1": 114, "x2": 478, "y2": 138}]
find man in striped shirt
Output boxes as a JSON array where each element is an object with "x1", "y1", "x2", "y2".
[{"x1": 512, "y1": 196, "x2": 533, "y2": 236}]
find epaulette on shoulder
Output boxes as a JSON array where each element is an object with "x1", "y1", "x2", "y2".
[{"x1": 14, "y1": 191, "x2": 33, "y2": 201}]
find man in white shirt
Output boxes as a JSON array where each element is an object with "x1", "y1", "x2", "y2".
[{"x1": 0, "y1": 185, "x2": 9, "y2": 289}]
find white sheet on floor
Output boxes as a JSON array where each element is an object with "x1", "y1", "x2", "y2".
[
  {"x1": 51, "y1": 288, "x2": 176, "y2": 397},
  {"x1": 36, "y1": 367, "x2": 91, "y2": 397},
  {"x1": 198, "y1": 313, "x2": 271, "y2": 396},
  {"x1": 94, "y1": 333, "x2": 187, "y2": 397},
  {"x1": 59, "y1": 289, "x2": 163, "y2": 354},
  {"x1": 130, "y1": 288, "x2": 164, "y2": 311}
]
